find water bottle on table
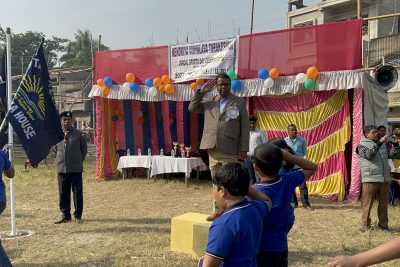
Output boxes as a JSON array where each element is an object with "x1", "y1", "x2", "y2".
[
  {"x1": 160, "y1": 148, "x2": 164, "y2": 156},
  {"x1": 127, "y1": 148, "x2": 130, "y2": 156},
  {"x1": 138, "y1": 148, "x2": 141, "y2": 156},
  {"x1": 148, "y1": 148, "x2": 151, "y2": 156}
]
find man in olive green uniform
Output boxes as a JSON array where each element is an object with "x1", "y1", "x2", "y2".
[{"x1": 54, "y1": 111, "x2": 87, "y2": 224}]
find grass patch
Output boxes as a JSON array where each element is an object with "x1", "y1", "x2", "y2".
[{"x1": 0, "y1": 158, "x2": 399, "y2": 266}]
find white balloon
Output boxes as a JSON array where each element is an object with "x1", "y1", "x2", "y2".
[
  {"x1": 263, "y1": 78, "x2": 274, "y2": 88},
  {"x1": 148, "y1": 86, "x2": 158, "y2": 97},
  {"x1": 122, "y1": 82, "x2": 130, "y2": 92},
  {"x1": 295, "y1": 73, "x2": 307, "y2": 83}
]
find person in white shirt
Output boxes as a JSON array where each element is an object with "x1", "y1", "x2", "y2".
[{"x1": 246, "y1": 115, "x2": 268, "y2": 183}]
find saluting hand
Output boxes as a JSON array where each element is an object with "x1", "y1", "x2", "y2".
[{"x1": 201, "y1": 79, "x2": 216, "y2": 93}]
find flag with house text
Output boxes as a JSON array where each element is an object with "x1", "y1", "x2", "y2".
[{"x1": 5, "y1": 40, "x2": 63, "y2": 165}]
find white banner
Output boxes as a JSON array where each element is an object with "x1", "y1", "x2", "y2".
[{"x1": 169, "y1": 37, "x2": 239, "y2": 83}]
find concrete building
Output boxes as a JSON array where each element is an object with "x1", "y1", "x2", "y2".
[{"x1": 287, "y1": 0, "x2": 400, "y2": 131}]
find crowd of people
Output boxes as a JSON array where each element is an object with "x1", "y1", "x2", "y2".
[{"x1": 189, "y1": 73, "x2": 400, "y2": 267}]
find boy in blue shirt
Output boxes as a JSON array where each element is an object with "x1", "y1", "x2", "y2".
[
  {"x1": 202, "y1": 162, "x2": 272, "y2": 267},
  {"x1": 253, "y1": 143, "x2": 316, "y2": 267}
]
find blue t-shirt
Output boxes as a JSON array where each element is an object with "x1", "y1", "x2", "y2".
[
  {"x1": 205, "y1": 198, "x2": 269, "y2": 267},
  {"x1": 278, "y1": 168, "x2": 295, "y2": 226},
  {"x1": 254, "y1": 170, "x2": 305, "y2": 252},
  {"x1": 0, "y1": 150, "x2": 11, "y2": 203}
]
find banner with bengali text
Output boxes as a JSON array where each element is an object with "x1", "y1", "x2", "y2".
[{"x1": 169, "y1": 37, "x2": 238, "y2": 83}]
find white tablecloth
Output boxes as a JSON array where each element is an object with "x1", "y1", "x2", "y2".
[
  {"x1": 150, "y1": 156, "x2": 207, "y2": 177},
  {"x1": 117, "y1": 156, "x2": 152, "y2": 172}
]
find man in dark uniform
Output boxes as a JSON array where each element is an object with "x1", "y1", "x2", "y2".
[{"x1": 54, "y1": 111, "x2": 87, "y2": 224}]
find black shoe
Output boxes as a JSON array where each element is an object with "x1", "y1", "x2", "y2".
[
  {"x1": 54, "y1": 217, "x2": 71, "y2": 224},
  {"x1": 379, "y1": 226, "x2": 394, "y2": 233},
  {"x1": 358, "y1": 226, "x2": 370, "y2": 233},
  {"x1": 74, "y1": 218, "x2": 83, "y2": 224}
]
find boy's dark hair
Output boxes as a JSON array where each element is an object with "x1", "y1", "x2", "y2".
[
  {"x1": 213, "y1": 162, "x2": 249, "y2": 196},
  {"x1": 363, "y1": 125, "x2": 377, "y2": 135},
  {"x1": 216, "y1": 73, "x2": 231, "y2": 82},
  {"x1": 254, "y1": 143, "x2": 283, "y2": 176},
  {"x1": 268, "y1": 138, "x2": 295, "y2": 171},
  {"x1": 249, "y1": 115, "x2": 257, "y2": 122},
  {"x1": 377, "y1": 125, "x2": 386, "y2": 131}
]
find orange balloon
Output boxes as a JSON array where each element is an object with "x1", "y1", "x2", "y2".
[
  {"x1": 165, "y1": 84, "x2": 175, "y2": 94},
  {"x1": 269, "y1": 68, "x2": 280, "y2": 79},
  {"x1": 161, "y1": 75, "x2": 171, "y2": 84},
  {"x1": 190, "y1": 82, "x2": 198, "y2": 91},
  {"x1": 97, "y1": 78, "x2": 104, "y2": 86},
  {"x1": 196, "y1": 79, "x2": 204, "y2": 85},
  {"x1": 102, "y1": 86, "x2": 110, "y2": 96},
  {"x1": 153, "y1": 77, "x2": 162, "y2": 88},
  {"x1": 159, "y1": 84, "x2": 166, "y2": 93},
  {"x1": 306, "y1": 66, "x2": 319, "y2": 79},
  {"x1": 126, "y1": 72, "x2": 136, "y2": 83}
]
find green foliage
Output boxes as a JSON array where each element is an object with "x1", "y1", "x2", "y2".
[
  {"x1": 60, "y1": 29, "x2": 108, "y2": 68},
  {"x1": 0, "y1": 29, "x2": 67, "y2": 75}
]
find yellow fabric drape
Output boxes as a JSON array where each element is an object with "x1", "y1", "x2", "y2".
[
  {"x1": 305, "y1": 116, "x2": 351, "y2": 164},
  {"x1": 306, "y1": 172, "x2": 346, "y2": 201},
  {"x1": 99, "y1": 98, "x2": 105, "y2": 178},
  {"x1": 255, "y1": 90, "x2": 347, "y2": 131},
  {"x1": 108, "y1": 99, "x2": 120, "y2": 177}
]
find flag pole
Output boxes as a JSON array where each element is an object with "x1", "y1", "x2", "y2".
[{"x1": 6, "y1": 27, "x2": 16, "y2": 236}]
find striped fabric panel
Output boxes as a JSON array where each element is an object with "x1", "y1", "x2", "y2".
[
  {"x1": 155, "y1": 102, "x2": 166, "y2": 153},
  {"x1": 148, "y1": 102, "x2": 159, "y2": 154},
  {"x1": 141, "y1": 101, "x2": 152, "y2": 155},
  {"x1": 176, "y1": 101, "x2": 185, "y2": 144},
  {"x1": 162, "y1": 101, "x2": 173, "y2": 153},
  {"x1": 132, "y1": 101, "x2": 143, "y2": 154},
  {"x1": 267, "y1": 98, "x2": 349, "y2": 146},
  {"x1": 254, "y1": 90, "x2": 336, "y2": 113},
  {"x1": 95, "y1": 97, "x2": 103, "y2": 178},
  {"x1": 255, "y1": 90, "x2": 346, "y2": 131},
  {"x1": 123, "y1": 100, "x2": 134, "y2": 152}
]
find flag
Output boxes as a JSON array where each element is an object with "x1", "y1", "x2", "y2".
[
  {"x1": 0, "y1": 50, "x2": 8, "y2": 148},
  {"x1": 5, "y1": 40, "x2": 64, "y2": 165}
]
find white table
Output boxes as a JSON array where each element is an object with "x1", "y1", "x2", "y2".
[
  {"x1": 117, "y1": 156, "x2": 152, "y2": 179},
  {"x1": 150, "y1": 156, "x2": 207, "y2": 186}
]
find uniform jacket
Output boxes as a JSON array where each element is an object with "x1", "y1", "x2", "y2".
[
  {"x1": 54, "y1": 127, "x2": 87, "y2": 174},
  {"x1": 188, "y1": 91, "x2": 249, "y2": 155}
]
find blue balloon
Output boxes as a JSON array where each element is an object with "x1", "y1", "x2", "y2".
[
  {"x1": 145, "y1": 78, "x2": 153, "y2": 87},
  {"x1": 197, "y1": 85, "x2": 203, "y2": 91},
  {"x1": 258, "y1": 68, "x2": 269, "y2": 80},
  {"x1": 112, "y1": 115, "x2": 118, "y2": 122},
  {"x1": 231, "y1": 80, "x2": 241, "y2": 91},
  {"x1": 104, "y1": 77, "x2": 113, "y2": 86},
  {"x1": 129, "y1": 82, "x2": 139, "y2": 92}
]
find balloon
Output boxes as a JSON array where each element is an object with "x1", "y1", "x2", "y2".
[
  {"x1": 112, "y1": 115, "x2": 118, "y2": 122},
  {"x1": 161, "y1": 75, "x2": 171, "y2": 84},
  {"x1": 145, "y1": 78, "x2": 153, "y2": 88},
  {"x1": 269, "y1": 68, "x2": 279, "y2": 79},
  {"x1": 148, "y1": 86, "x2": 158, "y2": 97},
  {"x1": 97, "y1": 78, "x2": 104, "y2": 86},
  {"x1": 304, "y1": 79, "x2": 316, "y2": 90},
  {"x1": 126, "y1": 72, "x2": 136, "y2": 83},
  {"x1": 101, "y1": 86, "x2": 110, "y2": 96},
  {"x1": 306, "y1": 66, "x2": 319, "y2": 79},
  {"x1": 258, "y1": 68, "x2": 269, "y2": 80},
  {"x1": 295, "y1": 73, "x2": 307, "y2": 83},
  {"x1": 197, "y1": 85, "x2": 203, "y2": 91},
  {"x1": 129, "y1": 82, "x2": 139, "y2": 92},
  {"x1": 231, "y1": 80, "x2": 241, "y2": 91},
  {"x1": 153, "y1": 77, "x2": 162, "y2": 88},
  {"x1": 103, "y1": 77, "x2": 112, "y2": 86},
  {"x1": 227, "y1": 69, "x2": 237, "y2": 80},
  {"x1": 165, "y1": 84, "x2": 175, "y2": 94},
  {"x1": 196, "y1": 79, "x2": 205, "y2": 85},
  {"x1": 122, "y1": 82, "x2": 130, "y2": 92},
  {"x1": 159, "y1": 84, "x2": 166, "y2": 93},
  {"x1": 190, "y1": 82, "x2": 198, "y2": 91},
  {"x1": 263, "y1": 78, "x2": 274, "y2": 88}
]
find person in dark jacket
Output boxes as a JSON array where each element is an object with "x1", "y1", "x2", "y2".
[{"x1": 54, "y1": 111, "x2": 87, "y2": 224}]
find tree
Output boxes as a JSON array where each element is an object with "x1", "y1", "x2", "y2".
[
  {"x1": 0, "y1": 29, "x2": 68, "y2": 75},
  {"x1": 60, "y1": 29, "x2": 108, "y2": 68}
]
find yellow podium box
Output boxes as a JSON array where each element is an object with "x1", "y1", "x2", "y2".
[{"x1": 171, "y1": 212, "x2": 211, "y2": 259}]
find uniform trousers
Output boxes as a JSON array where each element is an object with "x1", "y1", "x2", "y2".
[{"x1": 58, "y1": 172, "x2": 83, "y2": 220}]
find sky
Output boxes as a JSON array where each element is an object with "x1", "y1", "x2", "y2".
[{"x1": 1, "y1": 0, "x2": 319, "y2": 52}]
